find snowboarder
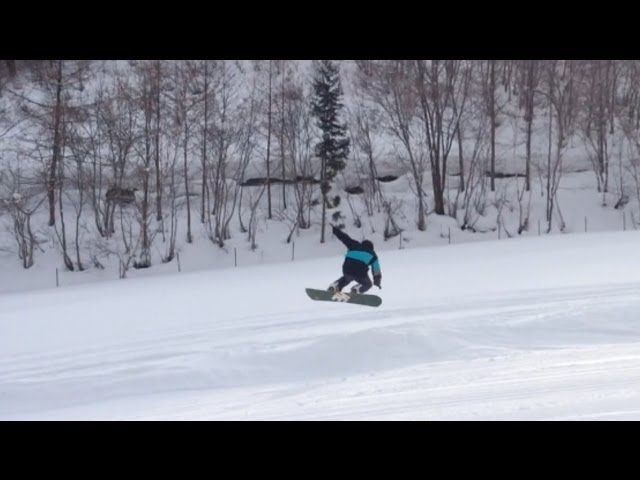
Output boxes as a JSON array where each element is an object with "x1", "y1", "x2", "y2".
[{"x1": 328, "y1": 225, "x2": 382, "y2": 295}]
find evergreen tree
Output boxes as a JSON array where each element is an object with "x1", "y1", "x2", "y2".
[{"x1": 311, "y1": 60, "x2": 350, "y2": 243}]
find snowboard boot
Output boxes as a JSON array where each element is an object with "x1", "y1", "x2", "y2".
[{"x1": 328, "y1": 282, "x2": 340, "y2": 294}]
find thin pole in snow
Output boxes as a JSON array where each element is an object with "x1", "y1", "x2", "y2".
[
  {"x1": 538, "y1": 219, "x2": 541, "y2": 235},
  {"x1": 56, "y1": 268, "x2": 59, "y2": 288},
  {"x1": 623, "y1": 211, "x2": 626, "y2": 231},
  {"x1": 448, "y1": 227, "x2": 451, "y2": 244},
  {"x1": 177, "y1": 252, "x2": 181, "y2": 272},
  {"x1": 292, "y1": 241, "x2": 295, "y2": 261},
  {"x1": 399, "y1": 234, "x2": 403, "y2": 249},
  {"x1": 585, "y1": 216, "x2": 588, "y2": 232},
  {"x1": 234, "y1": 248, "x2": 237, "y2": 267}
]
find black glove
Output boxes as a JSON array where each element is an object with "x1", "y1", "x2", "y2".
[{"x1": 374, "y1": 274, "x2": 382, "y2": 289}]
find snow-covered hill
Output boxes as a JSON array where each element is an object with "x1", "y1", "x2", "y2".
[{"x1": 2, "y1": 230, "x2": 640, "y2": 420}]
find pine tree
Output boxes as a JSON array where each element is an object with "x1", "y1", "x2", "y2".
[{"x1": 311, "y1": 60, "x2": 350, "y2": 243}]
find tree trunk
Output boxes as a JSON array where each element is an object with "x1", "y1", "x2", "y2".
[
  {"x1": 320, "y1": 157, "x2": 327, "y2": 243},
  {"x1": 546, "y1": 109, "x2": 552, "y2": 228},
  {"x1": 489, "y1": 60, "x2": 496, "y2": 192},
  {"x1": 48, "y1": 60, "x2": 64, "y2": 226},
  {"x1": 154, "y1": 61, "x2": 163, "y2": 222},
  {"x1": 57, "y1": 142, "x2": 74, "y2": 271},
  {"x1": 266, "y1": 60, "x2": 273, "y2": 219},
  {"x1": 184, "y1": 120, "x2": 192, "y2": 243},
  {"x1": 280, "y1": 63, "x2": 287, "y2": 210},
  {"x1": 201, "y1": 61, "x2": 209, "y2": 224},
  {"x1": 524, "y1": 61, "x2": 536, "y2": 192},
  {"x1": 457, "y1": 119, "x2": 465, "y2": 193}
]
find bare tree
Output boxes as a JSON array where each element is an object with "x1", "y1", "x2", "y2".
[
  {"x1": 619, "y1": 61, "x2": 640, "y2": 132},
  {"x1": 506, "y1": 111, "x2": 534, "y2": 234},
  {"x1": 162, "y1": 134, "x2": 181, "y2": 263},
  {"x1": 11, "y1": 61, "x2": 90, "y2": 227},
  {"x1": 282, "y1": 76, "x2": 317, "y2": 233},
  {"x1": 347, "y1": 93, "x2": 386, "y2": 216},
  {"x1": 242, "y1": 184, "x2": 267, "y2": 251},
  {"x1": 52, "y1": 112, "x2": 75, "y2": 271},
  {"x1": 78, "y1": 86, "x2": 108, "y2": 239},
  {"x1": 65, "y1": 134, "x2": 89, "y2": 271},
  {"x1": 253, "y1": 60, "x2": 275, "y2": 219},
  {"x1": 130, "y1": 62, "x2": 159, "y2": 268},
  {"x1": 93, "y1": 204, "x2": 143, "y2": 279},
  {"x1": 6, "y1": 64, "x2": 85, "y2": 209},
  {"x1": 440, "y1": 74, "x2": 491, "y2": 232},
  {"x1": 265, "y1": 61, "x2": 275, "y2": 220},
  {"x1": 415, "y1": 60, "x2": 473, "y2": 217},
  {"x1": 580, "y1": 60, "x2": 618, "y2": 203},
  {"x1": 206, "y1": 62, "x2": 238, "y2": 246},
  {"x1": 1, "y1": 171, "x2": 46, "y2": 269},
  {"x1": 382, "y1": 198, "x2": 403, "y2": 240},
  {"x1": 275, "y1": 60, "x2": 291, "y2": 211},
  {"x1": 41, "y1": 60, "x2": 64, "y2": 227},
  {"x1": 355, "y1": 61, "x2": 427, "y2": 230},
  {"x1": 457, "y1": 105, "x2": 490, "y2": 232},
  {"x1": 517, "y1": 60, "x2": 542, "y2": 192},
  {"x1": 356, "y1": 61, "x2": 473, "y2": 230},
  {"x1": 194, "y1": 60, "x2": 218, "y2": 225},
  {"x1": 542, "y1": 60, "x2": 579, "y2": 233},
  {"x1": 236, "y1": 72, "x2": 263, "y2": 249},
  {"x1": 615, "y1": 61, "x2": 640, "y2": 215},
  {"x1": 166, "y1": 61, "x2": 201, "y2": 244},
  {"x1": 480, "y1": 60, "x2": 498, "y2": 192},
  {"x1": 153, "y1": 61, "x2": 163, "y2": 223},
  {"x1": 95, "y1": 75, "x2": 139, "y2": 238},
  {"x1": 493, "y1": 182, "x2": 514, "y2": 237},
  {"x1": 202, "y1": 62, "x2": 255, "y2": 248}
]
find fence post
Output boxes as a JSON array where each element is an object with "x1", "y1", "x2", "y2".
[
  {"x1": 623, "y1": 211, "x2": 626, "y2": 231},
  {"x1": 234, "y1": 248, "x2": 237, "y2": 267},
  {"x1": 177, "y1": 252, "x2": 181, "y2": 272},
  {"x1": 56, "y1": 268, "x2": 59, "y2": 288},
  {"x1": 292, "y1": 241, "x2": 295, "y2": 261},
  {"x1": 448, "y1": 227, "x2": 451, "y2": 244}
]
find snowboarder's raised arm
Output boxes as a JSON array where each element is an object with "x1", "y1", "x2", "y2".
[{"x1": 332, "y1": 225, "x2": 359, "y2": 250}]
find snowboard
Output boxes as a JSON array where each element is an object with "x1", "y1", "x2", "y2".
[{"x1": 305, "y1": 288, "x2": 382, "y2": 308}]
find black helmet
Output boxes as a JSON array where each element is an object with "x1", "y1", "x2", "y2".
[{"x1": 362, "y1": 239, "x2": 374, "y2": 250}]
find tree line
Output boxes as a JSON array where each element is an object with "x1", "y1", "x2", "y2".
[{"x1": 1, "y1": 60, "x2": 640, "y2": 272}]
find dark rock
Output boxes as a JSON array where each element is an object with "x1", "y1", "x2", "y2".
[{"x1": 377, "y1": 175, "x2": 399, "y2": 183}]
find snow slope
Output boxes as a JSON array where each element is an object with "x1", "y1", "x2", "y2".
[{"x1": 2, "y1": 230, "x2": 640, "y2": 420}]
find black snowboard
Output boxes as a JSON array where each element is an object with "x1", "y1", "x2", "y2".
[{"x1": 305, "y1": 288, "x2": 382, "y2": 307}]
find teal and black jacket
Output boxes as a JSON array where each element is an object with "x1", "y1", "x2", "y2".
[{"x1": 332, "y1": 226, "x2": 382, "y2": 281}]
